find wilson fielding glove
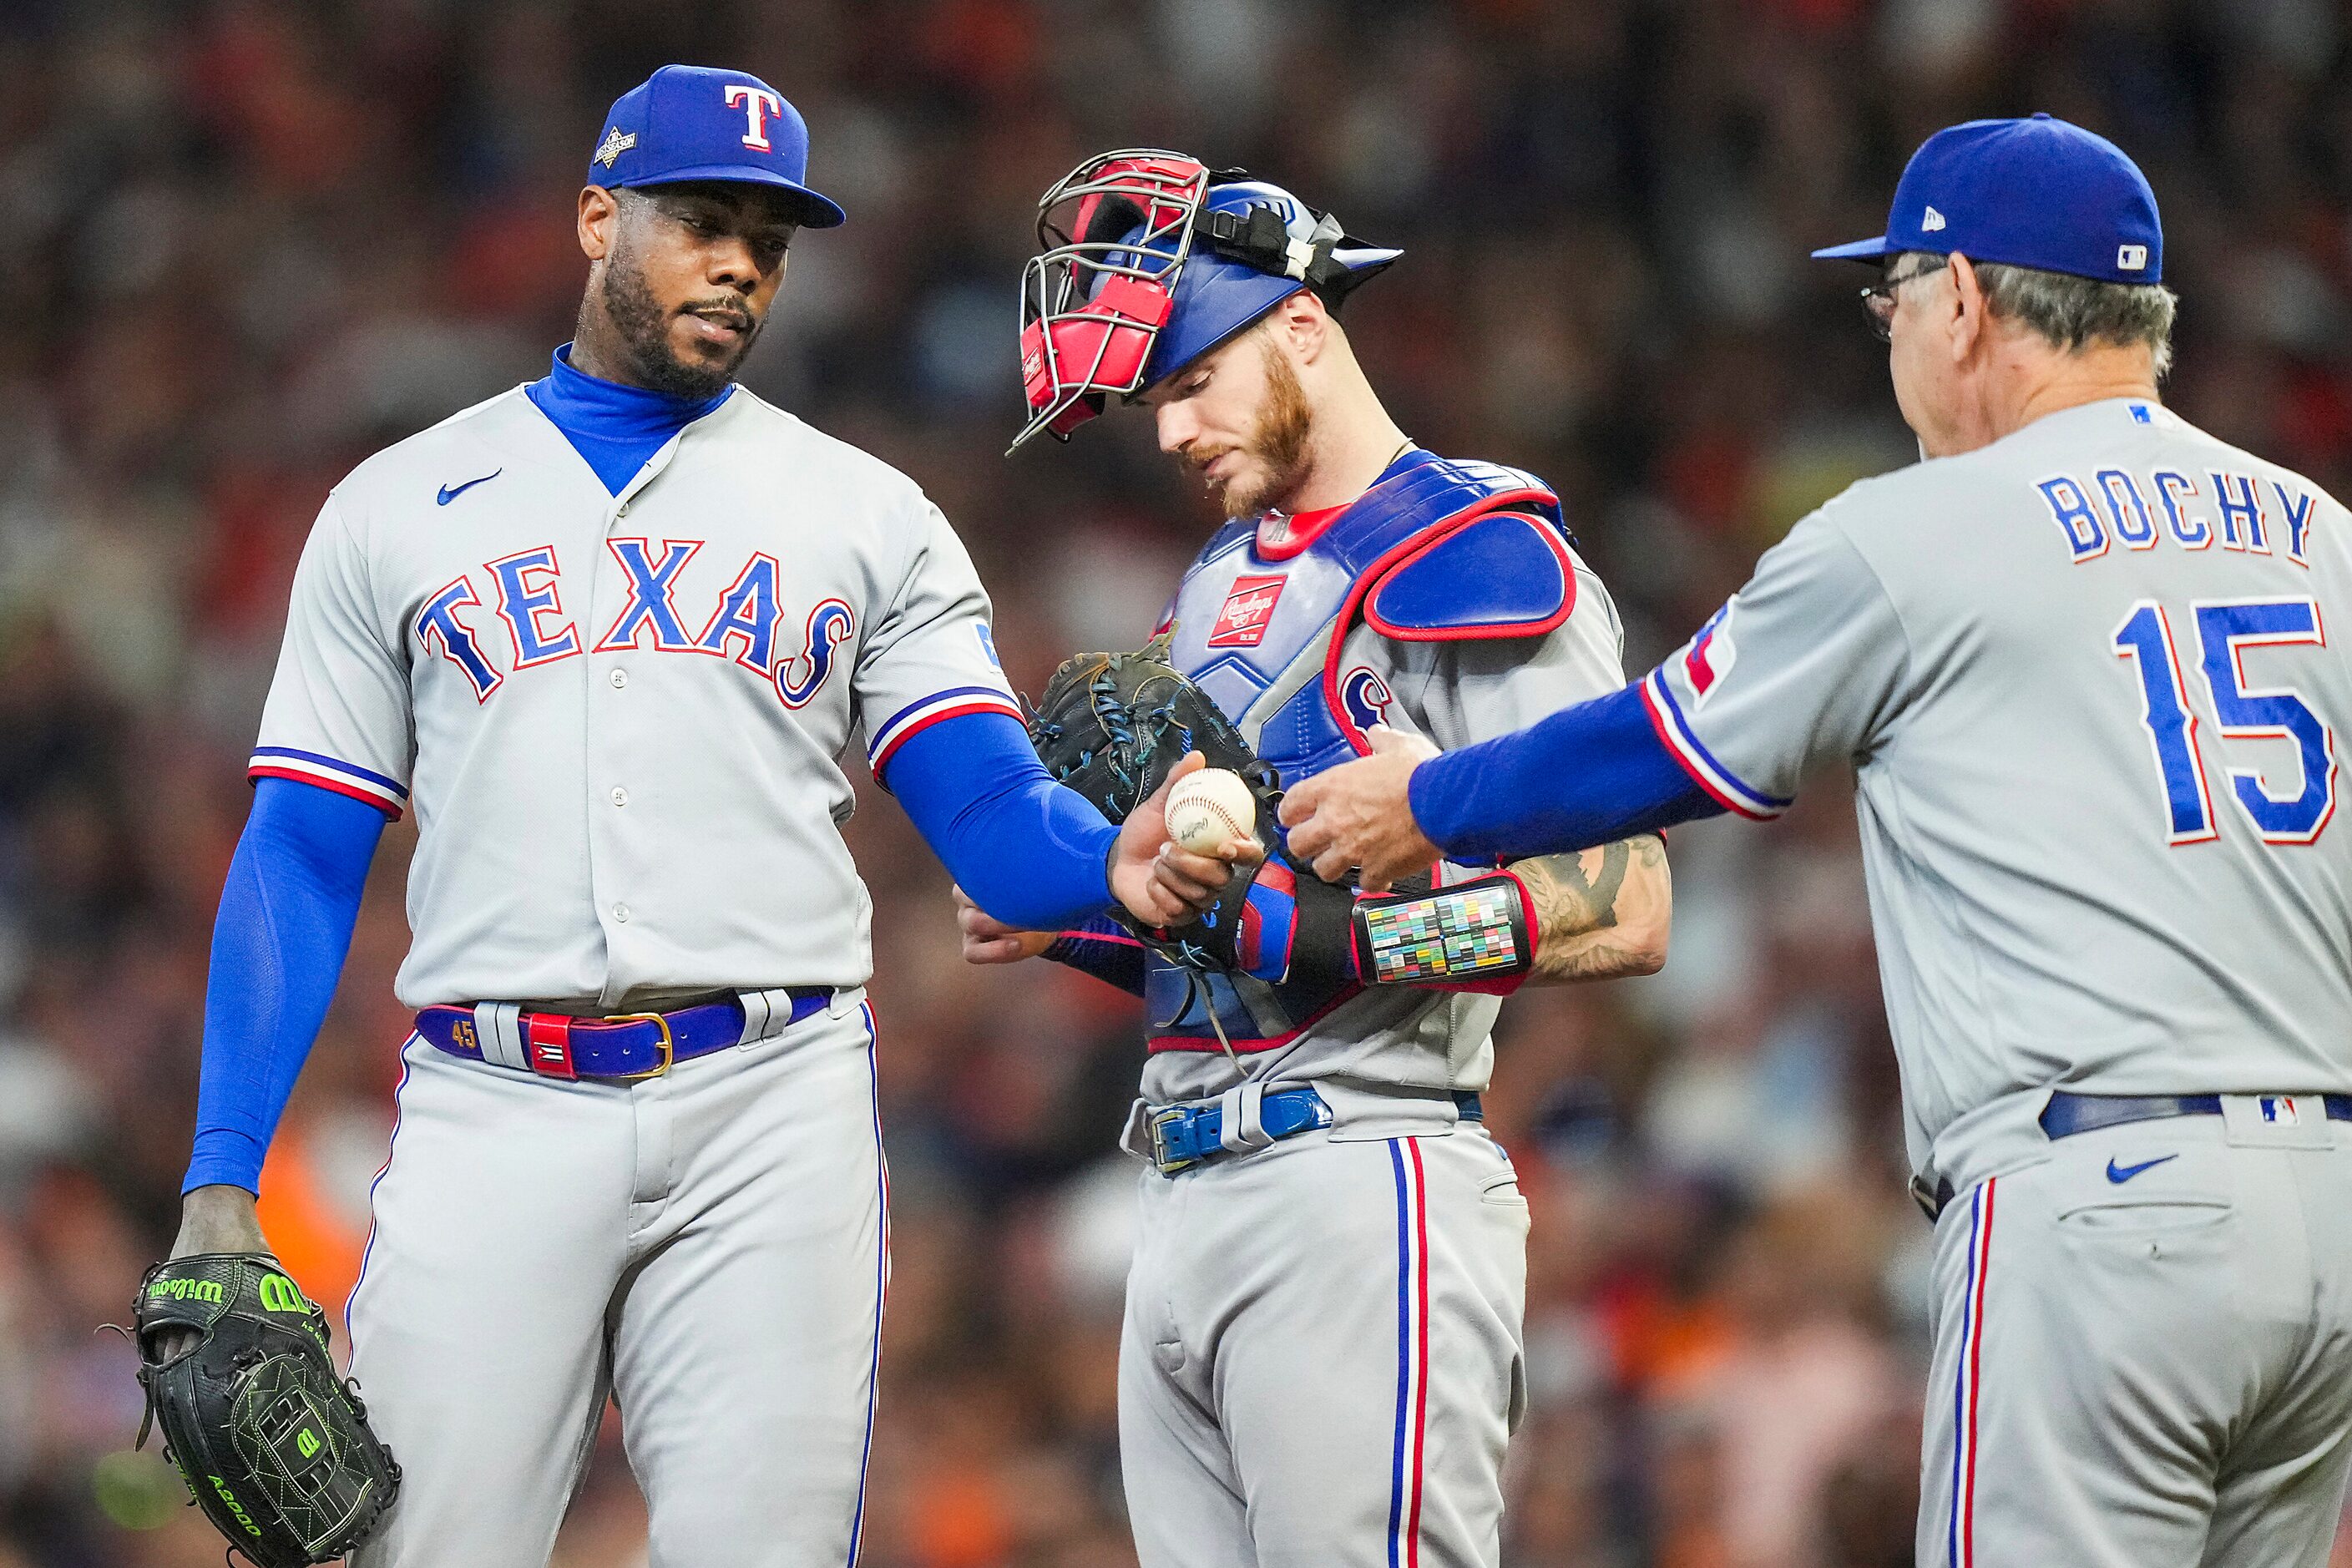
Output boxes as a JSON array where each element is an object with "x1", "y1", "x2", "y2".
[{"x1": 130, "y1": 1254, "x2": 401, "y2": 1567}]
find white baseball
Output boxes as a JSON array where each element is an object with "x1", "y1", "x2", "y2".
[{"x1": 1165, "y1": 768, "x2": 1257, "y2": 855}]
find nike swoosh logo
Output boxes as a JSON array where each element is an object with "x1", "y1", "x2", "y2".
[
  {"x1": 2107, "y1": 1154, "x2": 2178, "y2": 1184},
  {"x1": 436, "y1": 469, "x2": 501, "y2": 505}
]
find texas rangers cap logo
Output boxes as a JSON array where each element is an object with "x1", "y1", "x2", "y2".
[{"x1": 1207, "y1": 574, "x2": 1287, "y2": 648}]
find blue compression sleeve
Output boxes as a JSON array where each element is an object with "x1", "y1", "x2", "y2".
[
  {"x1": 184, "y1": 777, "x2": 387, "y2": 1195},
  {"x1": 884, "y1": 711, "x2": 1118, "y2": 931},
  {"x1": 1410, "y1": 680, "x2": 1724, "y2": 862}
]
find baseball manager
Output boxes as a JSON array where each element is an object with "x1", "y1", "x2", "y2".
[{"x1": 1282, "y1": 114, "x2": 2352, "y2": 1567}]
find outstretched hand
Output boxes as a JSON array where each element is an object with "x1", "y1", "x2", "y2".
[
  {"x1": 1277, "y1": 726, "x2": 1442, "y2": 891},
  {"x1": 953, "y1": 885, "x2": 1055, "y2": 964},
  {"x1": 1109, "y1": 751, "x2": 1265, "y2": 928}
]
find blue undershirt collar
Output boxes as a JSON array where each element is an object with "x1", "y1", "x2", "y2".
[{"x1": 524, "y1": 343, "x2": 732, "y2": 496}]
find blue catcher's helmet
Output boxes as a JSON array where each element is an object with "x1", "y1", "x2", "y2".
[{"x1": 1012, "y1": 150, "x2": 1401, "y2": 451}]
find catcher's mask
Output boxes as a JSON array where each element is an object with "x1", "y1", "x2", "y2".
[{"x1": 1009, "y1": 150, "x2": 1401, "y2": 453}]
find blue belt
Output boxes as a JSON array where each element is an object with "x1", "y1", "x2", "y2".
[
  {"x1": 415, "y1": 989, "x2": 830, "y2": 1082},
  {"x1": 1916, "y1": 1090, "x2": 2352, "y2": 1219},
  {"x1": 2039, "y1": 1090, "x2": 2352, "y2": 1140},
  {"x1": 1146, "y1": 1088, "x2": 1482, "y2": 1176}
]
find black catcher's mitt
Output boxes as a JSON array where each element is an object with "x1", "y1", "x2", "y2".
[
  {"x1": 130, "y1": 1254, "x2": 400, "y2": 1568},
  {"x1": 1028, "y1": 630, "x2": 1282, "y2": 830},
  {"x1": 1029, "y1": 633, "x2": 1375, "y2": 981}
]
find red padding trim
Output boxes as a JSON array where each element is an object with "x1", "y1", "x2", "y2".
[
  {"x1": 1361, "y1": 513, "x2": 1578, "y2": 644},
  {"x1": 1146, "y1": 984, "x2": 1361, "y2": 1053},
  {"x1": 1319, "y1": 488, "x2": 1559, "y2": 755}
]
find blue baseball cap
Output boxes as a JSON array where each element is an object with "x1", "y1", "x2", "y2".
[
  {"x1": 588, "y1": 65, "x2": 846, "y2": 229},
  {"x1": 1812, "y1": 114, "x2": 2159, "y2": 284}
]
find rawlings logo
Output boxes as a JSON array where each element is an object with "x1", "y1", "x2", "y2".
[{"x1": 1206, "y1": 575, "x2": 1287, "y2": 648}]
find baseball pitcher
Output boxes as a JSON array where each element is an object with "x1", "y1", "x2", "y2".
[
  {"x1": 142, "y1": 68, "x2": 1216, "y2": 1568},
  {"x1": 1286, "y1": 115, "x2": 2352, "y2": 1568},
  {"x1": 967, "y1": 153, "x2": 1673, "y2": 1568}
]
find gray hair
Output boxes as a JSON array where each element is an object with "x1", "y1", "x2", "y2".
[{"x1": 1902, "y1": 251, "x2": 2177, "y2": 378}]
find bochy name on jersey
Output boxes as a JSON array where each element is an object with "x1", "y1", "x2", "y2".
[
  {"x1": 1146, "y1": 449, "x2": 1580, "y2": 1054},
  {"x1": 2036, "y1": 455, "x2": 2323, "y2": 567}
]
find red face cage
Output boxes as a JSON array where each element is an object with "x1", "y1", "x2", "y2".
[{"x1": 1010, "y1": 150, "x2": 1214, "y2": 453}]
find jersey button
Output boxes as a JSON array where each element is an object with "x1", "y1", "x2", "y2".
[
  {"x1": 609, "y1": 668, "x2": 629, "y2": 689},
  {"x1": 612, "y1": 903, "x2": 631, "y2": 923},
  {"x1": 610, "y1": 787, "x2": 628, "y2": 807}
]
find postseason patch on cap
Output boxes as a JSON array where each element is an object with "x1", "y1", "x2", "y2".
[{"x1": 587, "y1": 63, "x2": 847, "y2": 227}]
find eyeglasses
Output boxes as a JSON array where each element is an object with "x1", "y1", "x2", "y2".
[{"x1": 1860, "y1": 256, "x2": 1950, "y2": 342}]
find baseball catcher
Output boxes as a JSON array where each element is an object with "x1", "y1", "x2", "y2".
[{"x1": 963, "y1": 150, "x2": 1673, "y2": 1568}]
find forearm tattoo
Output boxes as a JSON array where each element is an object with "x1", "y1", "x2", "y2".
[{"x1": 1518, "y1": 841, "x2": 1630, "y2": 937}]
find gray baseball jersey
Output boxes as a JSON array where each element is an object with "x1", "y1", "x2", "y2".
[
  {"x1": 254, "y1": 383, "x2": 1021, "y2": 1009},
  {"x1": 1109, "y1": 458, "x2": 1623, "y2": 1568},
  {"x1": 263, "y1": 381, "x2": 1014, "y2": 1566},
  {"x1": 1644, "y1": 397, "x2": 2351, "y2": 1192},
  {"x1": 1640, "y1": 395, "x2": 2352, "y2": 1568}
]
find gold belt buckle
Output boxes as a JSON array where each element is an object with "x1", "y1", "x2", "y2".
[{"x1": 609, "y1": 1012, "x2": 675, "y2": 1080}]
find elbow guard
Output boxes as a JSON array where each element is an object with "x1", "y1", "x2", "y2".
[
  {"x1": 1350, "y1": 871, "x2": 1535, "y2": 995},
  {"x1": 1248, "y1": 865, "x2": 1536, "y2": 996}
]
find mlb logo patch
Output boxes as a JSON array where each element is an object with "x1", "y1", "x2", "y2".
[
  {"x1": 1207, "y1": 575, "x2": 1287, "y2": 648},
  {"x1": 2262, "y1": 1095, "x2": 2300, "y2": 1125},
  {"x1": 2117, "y1": 243, "x2": 2149, "y2": 271}
]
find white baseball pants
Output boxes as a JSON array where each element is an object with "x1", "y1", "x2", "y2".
[
  {"x1": 346, "y1": 994, "x2": 886, "y2": 1568},
  {"x1": 1921, "y1": 1098, "x2": 2352, "y2": 1568},
  {"x1": 1120, "y1": 1115, "x2": 1529, "y2": 1568}
]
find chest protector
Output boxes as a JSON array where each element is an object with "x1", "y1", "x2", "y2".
[{"x1": 1146, "y1": 448, "x2": 1576, "y2": 1051}]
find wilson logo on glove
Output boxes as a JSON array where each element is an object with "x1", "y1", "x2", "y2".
[{"x1": 126, "y1": 1254, "x2": 402, "y2": 1567}]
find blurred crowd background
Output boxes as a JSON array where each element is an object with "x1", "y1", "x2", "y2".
[{"x1": 3, "y1": 0, "x2": 2350, "y2": 1564}]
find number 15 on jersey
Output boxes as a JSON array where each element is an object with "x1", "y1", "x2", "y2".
[{"x1": 2113, "y1": 596, "x2": 2336, "y2": 846}]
